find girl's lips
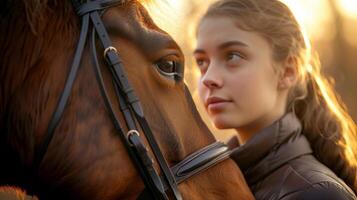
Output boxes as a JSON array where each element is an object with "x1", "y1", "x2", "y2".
[
  {"x1": 208, "y1": 101, "x2": 231, "y2": 112},
  {"x1": 205, "y1": 96, "x2": 232, "y2": 112}
]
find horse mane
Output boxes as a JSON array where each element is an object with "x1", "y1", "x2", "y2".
[
  {"x1": 0, "y1": 0, "x2": 76, "y2": 120},
  {"x1": 2, "y1": 0, "x2": 146, "y2": 35},
  {"x1": 1, "y1": 0, "x2": 74, "y2": 35},
  {"x1": 24, "y1": 0, "x2": 74, "y2": 35}
]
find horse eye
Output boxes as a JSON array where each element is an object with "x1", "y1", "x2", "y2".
[
  {"x1": 156, "y1": 60, "x2": 176, "y2": 74},
  {"x1": 154, "y1": 59, "x2": 182, "y2": 80}
]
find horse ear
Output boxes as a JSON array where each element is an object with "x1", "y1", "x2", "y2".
[{"x1": 278, "y1": 56, "x2": 297, "y2": 90}]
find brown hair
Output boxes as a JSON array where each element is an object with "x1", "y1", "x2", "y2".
[{"x1": 201, "y1": 0, "x2": 357, "y2": 193}]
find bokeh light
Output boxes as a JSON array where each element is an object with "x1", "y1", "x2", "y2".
[
  {"x1": 281, "y1": 0, "x2": 335, "y2": 41},
  {"x1": 337, "y1": 0, "x2": 357, "y2": 19},
  {"x1": 142, "y1": 0, "x2": 184, "y2": 42}
]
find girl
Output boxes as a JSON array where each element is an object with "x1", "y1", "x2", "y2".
[{"x1": 193, "y1": 0, "x2": 357, "y2": 199}]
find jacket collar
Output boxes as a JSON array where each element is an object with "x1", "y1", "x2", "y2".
[{"x1": 230, "y1": 113, "x2": 313, "y2": 185}]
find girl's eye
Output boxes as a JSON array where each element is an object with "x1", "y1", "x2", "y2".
[
  {"x1": 227, "y1": 53, "x2": 243, "y2": 62},
  {"x1": 195, "y1": 58, "x2": 209, "y2": 74},
  {"x1": 195, "y1": 58, "x2": 209, "y2": 68},
  {"x1": 196, "y1": 59, "x2": 203, "y2": 66}
]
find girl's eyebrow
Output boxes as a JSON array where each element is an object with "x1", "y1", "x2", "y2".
[
  {"x1": 217, "y1": 41, "x2": 248, "y2": 50},
  {"x1": 194, "y1": 40, "x2": 248, "y2": 55},
  {"x1": 193, "y1": 48, "x2": 206, "y2": 55}
]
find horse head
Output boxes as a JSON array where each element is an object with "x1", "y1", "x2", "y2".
[{"x1": 0, "y1": 0, "x2": 253, "y2": 199}]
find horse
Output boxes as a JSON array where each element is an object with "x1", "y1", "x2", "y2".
[{"x1": 0, "y1": 0, "x2": 254, "y2": 199}]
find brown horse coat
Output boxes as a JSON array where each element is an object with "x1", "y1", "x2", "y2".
[{"x1": 0, "y1": 1, "x2": 254, "y2": 199}]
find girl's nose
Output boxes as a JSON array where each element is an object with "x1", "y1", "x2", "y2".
[
  {"x1": 203, "y1": 78, "x2": 221, "y2": 88},
  {"x1": 201, "y1": 63, "x2": 223, "y2": 89}
]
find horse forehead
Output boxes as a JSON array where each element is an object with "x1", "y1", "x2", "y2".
[{"x1": 103, "y1": 4, "x2": 177, "y2": 54}]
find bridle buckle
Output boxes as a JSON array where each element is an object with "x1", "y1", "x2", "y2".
[
  {"x1": 127, "y1": 129, "x2": 140, "y2": 145},
  {"x1": 103, "y1": 46, "x2": 118, "y2": 58}
]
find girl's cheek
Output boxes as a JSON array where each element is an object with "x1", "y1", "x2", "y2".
[{"x1": 198, "y1": 84, "x2": 206, "y2": 103}]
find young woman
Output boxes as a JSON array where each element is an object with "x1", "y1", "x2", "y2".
[{"x1": 193, "y1": 0, "x2": 357, "y2": 199}]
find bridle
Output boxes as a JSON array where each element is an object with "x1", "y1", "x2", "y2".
[{"x1": 32, "y1": 0, "x2": 232, "y2": 199}]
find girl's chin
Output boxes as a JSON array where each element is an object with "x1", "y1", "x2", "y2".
[{"x1": 212, "y1": 117, "x2": 233, "y2": 129}]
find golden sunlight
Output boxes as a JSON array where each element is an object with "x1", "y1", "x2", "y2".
[
  {"x1": 337, "y1": 0, "x2": 357, "y2": 19},
  {"x1": 142, "y1": 0, "x2": 184, "y2": 42},
  {"x1": 281, "y1": 0, "x2": 334, "y2": 41},
  {"x1": 337, "y1": 0, "x2": 357, "y2": 46}
]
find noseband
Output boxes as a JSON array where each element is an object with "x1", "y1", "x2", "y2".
[{"x1": 33, "y1": 1, "x2": 232, "y2": 199}]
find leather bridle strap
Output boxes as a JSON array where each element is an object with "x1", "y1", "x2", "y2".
[
  {"x1": 32, "y1": 12, "x2": 90, "y2": 171},
  {"x1": 138, "y1": 142, "x2": 232, "y2": 199},
  {"x1": 171, "y1": 142, "x2": 231, "y2": 184},
  {"x1": 33, "y1": 0, "x2": 175, "y2": 199},
  {"x1": 86, "y1": 4, "x2": 232, "y2": 198},
  {"x1": 88, "y1": 6, "x2": 232, "y2": 198},
  {"x1": 90, "y1": 19, "x2": 169, "y2": 200},
  {"x1": 84, "y1": 4, "x2": 182, "y2": 200}
]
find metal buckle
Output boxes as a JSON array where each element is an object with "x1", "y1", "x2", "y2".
[
  {"x1": 103, "y1": 46, "x2": 117, "y2": 58},
  {"x1": 127, "y1": 130, "x2": 140, "y2": 146}
]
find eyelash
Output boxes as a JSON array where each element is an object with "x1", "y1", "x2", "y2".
[
  {"x1": 226, "y1": 52, "x2": 244, "y2": 61},
  {"x1": 196, "y1": 58, "x2": 209, "y2": 70},
  {"x1": 194, "y1": 51, "x2": 245, "y2": 74}
]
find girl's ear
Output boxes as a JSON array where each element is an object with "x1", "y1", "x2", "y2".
[{"x1": 278, "y1": 56, "x2": 298, "y2": 90}]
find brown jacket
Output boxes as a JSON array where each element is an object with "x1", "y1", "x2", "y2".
[{"x1": 231, "y1": 113, "x2": 356, "y2": 200}]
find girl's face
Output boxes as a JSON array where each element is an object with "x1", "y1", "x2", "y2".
[{"x1": 194, "y1": 16, "x2": 288, "y2": 138}]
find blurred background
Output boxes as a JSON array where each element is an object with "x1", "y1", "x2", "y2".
[{"x1": 144, "y1": 0, "x2": 357, "y2": 142}]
